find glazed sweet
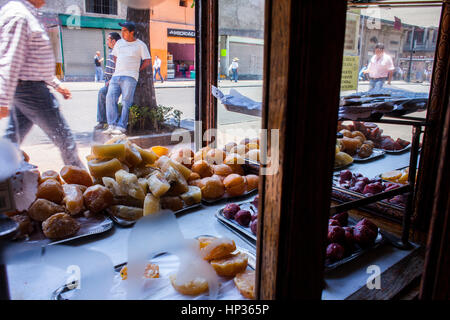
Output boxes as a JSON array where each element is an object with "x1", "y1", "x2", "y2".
[
  {"x1": 201, "y1": 237, "x2": 236, "y2": 261},
  {"x1": 62, "y1": 184, "x2": 85, "y2": 215},
  {"x1": 39, "y1": 170, "x2": 61, "y2": 184},
  {"x1": 234, "y1": 270, "x2": 255, "y2": 299},
  {"x1": 83, "y1": 185, "x2": 114, "y2": 213},
  {"x1": 199, "y1": 176, "x2": 225, "y2": 200},
  {"x1": 27, "y1": 198, "x2": 65, "y2": 222},
  {"x1": 170, "y1": 274, "x2": 209, "y2": 296},
  {"x1": 223, "y1": 174, "x2": 247, "y2": 197},
  {"x1": 88, "y1": 158, "x2": 123, "y2": 179},
  {"x1": 210, "y1": 252, "x2": 248, "y2": 277},
  {"x1": 160, "y1": 196, "x2": 184, "y2": 212},
  {"x1": 42, "y1": 212, "x2": 81, "y2": 240},
  {"x1": 36, "y1": 179, "x2": 65, "y2": 204},
  {"x1": 191, "y1": 160, "x2": 214, "y2": 178},
  {"x1": 91, "y1": 143, "x2": 126, "y2": 161},
  {"x1": 245, "y1": 174, "x2": 259, "y2": 191}
]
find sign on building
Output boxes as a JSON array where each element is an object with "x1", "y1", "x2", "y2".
[
  {"x1": 167, "y1": 28, "x2": 195, "y2": 38},
  {"x1": 341, "y1": 56, "x2": 360, "y2": 91}
]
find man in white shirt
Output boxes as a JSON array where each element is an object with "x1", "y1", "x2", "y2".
[
  {"x1": 153, "y1": 55, "x2": 164, "y2": 83},
  {"x1": 228, "y1": 57, "x2": 239, "y2": 83},
  {"x1": 105, "y1": 21, "x2": 151, "y2": 135},
  {"x1": 364, "y1": 43, "x2": 395, "y2": 92}
]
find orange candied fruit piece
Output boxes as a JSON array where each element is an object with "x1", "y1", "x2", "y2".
[
  {"x1": 151, "y1": 146, "x2": 169, "y2": 157},
  {"x1": 120, "y1": 263, "x2": 160, "y2": 280}
]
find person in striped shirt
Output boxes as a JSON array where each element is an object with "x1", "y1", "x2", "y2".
[
  {"x1": 0, "y1": 0, "x2": 83, "y2": 168},
  {"x1": 94, "y1": 32, "x2": 121, "y2": 131}
]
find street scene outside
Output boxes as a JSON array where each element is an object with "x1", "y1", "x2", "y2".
[{"x1": 0, "y1": 77, "x2": 431, "y2": 172}]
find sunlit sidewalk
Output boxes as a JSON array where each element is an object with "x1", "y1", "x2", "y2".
[{"x1": 61, "y1": 79, "x2": 264, "y2": 92}]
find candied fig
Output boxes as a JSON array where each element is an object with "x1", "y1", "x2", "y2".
[
  {"x1": 326, "y1": 243, "x2": 345, "y2": 261},
  {"x1": 250, "y1": 219, "x2": 258, "y2": 235},
  {"x1": 350, "y1": 180, "x2": 367, "y2": 193},
  {"x1": 328, "y1": 219, "x2": 340, "y2": 226},
  {"x1": 363, "y1": 182, "x2": 383, "y2": 195},
  {"x1": 328, "y1": 225, "x2": 345, "y2": 244},
  {"x1": 343, "y1": 226, "x2": 354, "y2": 245},
  {"x1": 339, "y1": 170, "x2": 352, "y2": 181},
  {"x1": 353, "y1": 225, "x2": 377, "y2": 247},
  {"x1": 251, "y1": 195, "x2": 259, "y2": 209},
  {"x1": 331, "y1": 211, "x2": 348, "y2": 226},
  {"x1": 355, "y1": 218, "x2": 378, "y2": 234},
  {"x1": 235, "y1": 210, "x2": 251, "y2": 227},
  {"x1": 83, "y1": 185, "x2": 113, "y2": 213},
  {"x1": 60, "y1": 165, "x2": 93, "y2": 187},
  {"x1": 223, "y1": 203, "x2": 240, "y2": 219},
  {"x1": 36, "y1": 179, "x2": 64, "y2": 204}
]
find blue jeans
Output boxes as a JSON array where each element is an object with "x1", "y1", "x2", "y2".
[
  {"x1": 231, "y1": 68, "x2": 238, "y2": 82},
  {"x1": 95, "y1": 66, "x2": 103, "y2": 82},
  {"x1": 97, "y1": 84, "x2": 108, "y2": 123},
  {"x1": 4, "y1": 81, "x2": 83, "y2": 167},
  {"x1": 105, "y1": 76, "x2": 137, "y2": 129},
  {"x1": 369, "y1": 77, "x2": 386, "y2": 92},
  {"x1": 154, "y1": 67, "x2": 164, "y2": 82}
]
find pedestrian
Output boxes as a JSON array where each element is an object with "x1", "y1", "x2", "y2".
[
  {"x1": 179, "y1": 61, "x2": 188, "y2": 78},
  {"x1": 358, "y1": 64, "x2": 368, "y2": 81},
  {"x1": 94, "y1": 51, "x2": 104, "y2": 82},
  {"x1": 153, "y1": 55, "x2": 164, "y2": 83},
  {"x1": 228, "y1": 57, "x2": 239, "y2": 82},
  {"x1": 105, "y1": 21, "x2": 151, "y2": 135},
  {"x1": 94, "y1": 32, "x2": 121, "y2": 131},
  {"x1": 363, "y1": 43, "x2": 395, "y2": 92},
  {"x1": 0, "y1": 0, "x2": 84, "y2": 168}
]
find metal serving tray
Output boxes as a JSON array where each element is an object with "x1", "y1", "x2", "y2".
[
  {"x1": 22, "y1": 214, "x2": 114, "y2": 246},
  {"x1": 352, "y1": 148, "x2": 386, "y2": 162},
  {"x1": 106, "y1": 203, "x2": 203, "y2": 227}
]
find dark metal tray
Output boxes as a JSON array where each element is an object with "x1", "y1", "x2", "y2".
[
  {"x1": 106, "y1": 203, "x2": 203, "y2": 227},
  {"x1": 352, "y1": 148, "x2": 385, "y2": 162},
  {"x1": 202, "y1": 189, "x2": 257, "y2": 205},
  {"x1": 215, "y1": 200, "x2": 257, "y2": 242},
  {"x1": 22, "y1": 214, "x2": 114, "y2": 246},
  {"x1": 383, "y1": 144, "x2": 411, "y2": 154},
  {"x1": 325, "y1": 218, "x2": 386, "y2": 272}
]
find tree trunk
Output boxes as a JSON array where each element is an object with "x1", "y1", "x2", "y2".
[{"x1": 126, "y1": 7, "x2": 157, "y2": 112}]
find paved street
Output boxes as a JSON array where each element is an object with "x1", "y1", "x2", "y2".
[{"x1": 0, "y1": 79, "x2": 430, "y2": 171}]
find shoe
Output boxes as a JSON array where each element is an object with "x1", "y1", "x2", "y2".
[
  {"x1": 103, "y1": 125, "x2": 115, "y2": 134},
  {"x1": 111, "y1": 127, "x2": 126, "y2": 135},
  {"x1": 94, "y1": 123, "x2": 106, "y2": 130}
]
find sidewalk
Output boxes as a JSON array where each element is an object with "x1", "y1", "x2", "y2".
[{"x1": 63, "y1": 79, "x2": 263, "y2": 91}]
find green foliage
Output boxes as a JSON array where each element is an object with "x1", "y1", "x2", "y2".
[
  {"x1": 127, "y1": 104, "x2": 183, "y2": 133},
  {"x1": 173, "y1": 109, "x2": 183, "y2": 127}
]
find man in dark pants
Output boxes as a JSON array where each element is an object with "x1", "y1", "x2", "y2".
[
  {"x1": 95, "y1": 32, "x2": 121, "y2": 131},
  {"x1": 0, "y1": 0, "x2": 83, "y2": 168}
]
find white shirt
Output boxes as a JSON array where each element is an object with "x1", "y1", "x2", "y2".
[
  {"x1": 229, "y1": 61, "x2": 239, "y2": 71},
  {"x1": 153, "y1": 57, "x2": 161, "y2": 69},
  {"x1": 111, "y1": 38, "x2": 151, "y2": 81},
  {"x1": 0, "y1": 0, "x2": 61, "y2": 106},
  {"x1": 367, "y1": 53, "x2": 395, "y2": 79}
]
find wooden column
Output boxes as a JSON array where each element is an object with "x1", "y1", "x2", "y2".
[
  {"x1": 256, "y1": 0, "x2": 348, "y2": 299},
  {"x1": 419, "y1": 0, "x2": 450, "y2": 300},
  {"x1": 414, "y1": 1, "x2": 450, "y2": 231},
  {"x1": 196, "y1": 0, "x2": 218, "y2": 148}
]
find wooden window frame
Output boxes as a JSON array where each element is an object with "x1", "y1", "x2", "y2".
[{"x1": 197, "y1": 0, "x2": 450, "y2": 299}]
